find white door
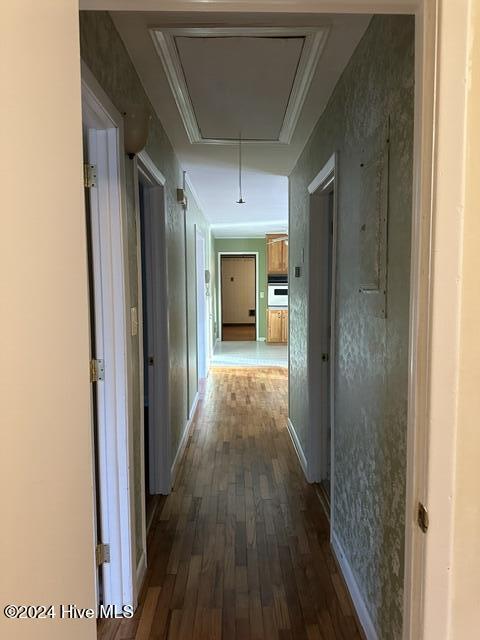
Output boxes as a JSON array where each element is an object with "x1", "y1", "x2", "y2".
[
  {"x1": 196, "y1": 229, "x2": 207, "y2": 380},
  {"x1": 82, "y1": 90, "x2": 134, "y2": 609}
]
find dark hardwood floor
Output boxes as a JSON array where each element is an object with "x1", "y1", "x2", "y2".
[
  {"x1": 98, "y1": 368, "x2": 362, "y2": 640},
  {"x1": 222, "y1": 324, "x2": 256, "y2": 341}
]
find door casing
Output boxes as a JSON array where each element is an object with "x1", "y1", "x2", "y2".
[{"x1": 81, "y1": 61, "x2": 135, "y2": 609}]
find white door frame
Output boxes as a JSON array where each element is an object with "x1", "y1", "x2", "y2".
[
  {"x1": 217, "y1": 251, "x2": 260, "y2": 341},
  {"x1": 81, "y1": 62, "x2": 135, "y2": 609},
  {"x1": 195, "y1": 226, "x2": 208, "y2": 381},
  {"x1": 307, "y1": 154, "x2": 337, "y2": 511},
  {"x1": 135, "y1": 151, "x2": 171, "y2": 506}
]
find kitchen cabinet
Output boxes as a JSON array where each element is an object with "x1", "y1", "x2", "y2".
[
  {"x1": 267, "y1": 308, "x2": 288, "y2": 343},
  {"x1": 266, "y1": 234, "x2": 288, "y2": 274},
  {"x1": 281, "y1": 309, "x2": 289, "y2": 343}
]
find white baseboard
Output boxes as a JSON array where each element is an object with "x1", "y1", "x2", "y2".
[
  {"x1": 135, "y1": 550, "x2": 147, "y2": 607},
  {"x1": 287, "y1": 418, "x2": 308, "y2": 480},
  {"x1": 171, "y1": 393, "x2": 199, "y2": 484},
  {"x1": 331, "y1": 532, "x2": 378, "y2": 640},
  {"x1": 188, "y1": 391, "x2": 200, "y2": 420}
]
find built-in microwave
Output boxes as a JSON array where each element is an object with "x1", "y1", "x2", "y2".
[{"x1": 267, "y1": 275, "x2": 288, "y2": 307}]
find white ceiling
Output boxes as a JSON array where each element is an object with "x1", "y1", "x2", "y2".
[{"x1": 111, "y1": 12, "x2": 371, "y2": 237}]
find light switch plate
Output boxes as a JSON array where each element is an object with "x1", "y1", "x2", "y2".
[{"x1": 130, "y1": 307, "x2": 138, "y2": 336}]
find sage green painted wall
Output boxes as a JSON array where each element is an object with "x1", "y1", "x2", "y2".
[
  {"x1": 289, "y1": 15, "x2": 414, "y2": 638},
  {"x1": 80, "y1": 11, "x2": 210, "y2": 565},
  {"x1": 214, "y1": 238, "x2": 267, "y2": 340}
]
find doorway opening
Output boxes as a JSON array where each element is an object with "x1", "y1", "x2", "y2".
[
  {"x1": 220, "y1": 254, "x2": 257, "y2": 341},
  {"x1": 135, "y1": 151, "x2": 171, "y2": 524},
  {"x1": 138, "y1": 179, "x2": 156, "y2": 528},
  {"x1": 307, "y1": 154, "x2": 337, "y2": 520}
]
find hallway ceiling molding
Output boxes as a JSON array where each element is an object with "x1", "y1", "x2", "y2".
[
  {"x1": 111, "y1": 12, "x2": 371, "y2": 235},
  {"x1": 149, "y1": 27, "x2": 330, "y2": 145}
]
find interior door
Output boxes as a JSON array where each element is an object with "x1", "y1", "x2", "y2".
[
  {"x1": 83, "y1": 133, "x2": 104, "y2": 605},
  {"x1": 196, "y1": 229, "x2": 207, "y2": 380},
  {"x1": 139, "y1": 182, "x2": 155, "y2": 513}
]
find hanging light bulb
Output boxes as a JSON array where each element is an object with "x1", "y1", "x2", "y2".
[{"x1": 236, "y1": 131, "x2": 245, "y2": 204}]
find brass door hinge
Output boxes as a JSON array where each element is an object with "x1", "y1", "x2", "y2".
[
  {"x1": 95, "y1": 543, "x2": 110, "y2": 566},
  {"x1": 84, "y1": 163, "x2": 97, "y2": 188},
  {"x1": 90, "y1": 358, "x2": 105, "y2": 383},
  {"x1": 417, "y1": 502, "x2": 429, "y2": 533}
]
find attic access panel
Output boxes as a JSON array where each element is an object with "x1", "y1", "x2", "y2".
[
  {"x1": 175, "y1": 35, "x2": 303, "y2": 141},
  {"x1": 150, "y1": 27, "x2": 330, "y2": 145}
]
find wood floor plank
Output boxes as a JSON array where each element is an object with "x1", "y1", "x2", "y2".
[{"x1": 98, "y1": 367, "x2": 363, "y2": 640}]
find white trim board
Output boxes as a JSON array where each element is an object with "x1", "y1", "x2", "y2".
[
  {"x1": 171, "y1": 392, "x2": 199, "y2": 485},
  {"x1": 81, "y1": 61, "x2": 136, "y2": 609},
  {"x1": 149, "y1": 26, "x2": 329, "y2": 145},
  {"x1": 286, "y1": 418, "x2": 309, "y2": 480},
  {"x1": 137, "y1": 150, "x2": 166, "y2": 185},
  {"x1": 135, "y1": 151, "x2": 171, "y2": 500},
  {"x1": 331, "y1": 533, "x2": 378, "y2": 640},
  {"x1": 217, "y1": 251, "x2": 260, "y2": 342},
  {"x1": 307, "y1": 152, "x2": 338, "y2": 536}
]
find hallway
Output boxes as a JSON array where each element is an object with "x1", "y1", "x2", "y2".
[{"x1": 99, "y1": 369, "x2": 361, "y2": 640}]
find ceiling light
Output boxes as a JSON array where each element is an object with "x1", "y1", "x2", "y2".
[
  {"x1": 123, "y1": 106, "x2": 150, "y2": 159},
  {"x1": 236, "y1": 132, "x2": 245, "y2": 204}
]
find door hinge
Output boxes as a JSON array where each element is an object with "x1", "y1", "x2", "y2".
[
  {"x1": 84, "y1": 163, "x2": 97, "y2": 189},
  {"x1": 90, "y1": 358, "x2": 105, "y2": 383},
  {"x1": 95, "y1": 543, "x2": 110, "y2": 566},
  {"x1": 417, "y1": 502, "x2": 429, "y2": 533}
]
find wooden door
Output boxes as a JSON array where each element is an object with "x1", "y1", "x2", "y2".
[
  {"x1": 281, "y1": 309, "x2": 289, "y2": 343},
  {"x1": 267, "y1": 309, "x2": 283, "y2": 342},
  {"x1": 267, "y1": 234, "x2": 285, "y2": 274}
]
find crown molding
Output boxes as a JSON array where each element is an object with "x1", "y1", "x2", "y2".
[{"x1": 149, "y1": 26, "x2": 330, "y2": 146}]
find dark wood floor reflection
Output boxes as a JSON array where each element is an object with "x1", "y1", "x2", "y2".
[
  {"x1": 98, "y1": 368, "x2": 362, "y2": 640},
  {"x1": 222, "y1": 324, "x2": 256, "y2": 341}
]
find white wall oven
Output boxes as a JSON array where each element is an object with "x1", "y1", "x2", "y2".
[{"x1": 267, "y1": 275, "x2": 288, "y2": 307}]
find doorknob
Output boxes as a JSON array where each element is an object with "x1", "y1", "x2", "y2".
[
  {"x1": 148, "y1": 356, "x2": 154, "y2": 365},
  {"x1": 321, "y1": 353, "x2": 329, "y2": 362}
]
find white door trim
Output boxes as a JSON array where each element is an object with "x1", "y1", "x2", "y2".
[
  {"x1": 195, "y1": 226, "x2": 208, "y2": 382},
  {"x1": 306, "y1": 153, "x2": 337, "y2": 501},
  {"x1": 81, "y1": 61, "x2": 135, "y2": 609},
  {"x1": 217, "y1": 251, "x2": 260, "y2": 341},
  {"x1": 135, "y1": 151, "x2": 171, "y2": 499},
  {"x1": 132, "y1": 150, "x2": 170, "y2": 592}
]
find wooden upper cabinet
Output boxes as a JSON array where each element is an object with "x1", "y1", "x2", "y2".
[{"x1": 266, "y1": 234, "x2": 288, "y2": 274}]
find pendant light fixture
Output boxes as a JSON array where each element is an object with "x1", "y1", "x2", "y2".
[{"x1": 236, "y1": 132, "x2": 245, "y2": 204}]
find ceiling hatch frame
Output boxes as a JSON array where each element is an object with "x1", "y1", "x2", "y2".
[{"x1": 149, "y1": 26, "x2": 330, "y2": 146}]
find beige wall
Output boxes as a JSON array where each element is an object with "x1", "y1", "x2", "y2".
[
  {"x1": 0, "y1": 2, "x2": 96, "y2": 639},
  {"x1": 450, "y1": 1, "x2": 480, "y2": 635},
  {"x1": 221, "y1": 257, "x2": 256, "y2": 325}
]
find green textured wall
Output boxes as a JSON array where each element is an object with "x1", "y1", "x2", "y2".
[
  {"x1": 214, "y1": 238, "x2": 267, "y2": 340},
  {"x1": 80, "y1": 11, "x2": 210, "y2": 565},
  {"x1": 289, "y1": 15, "x2": 414, "y2": 638}
]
